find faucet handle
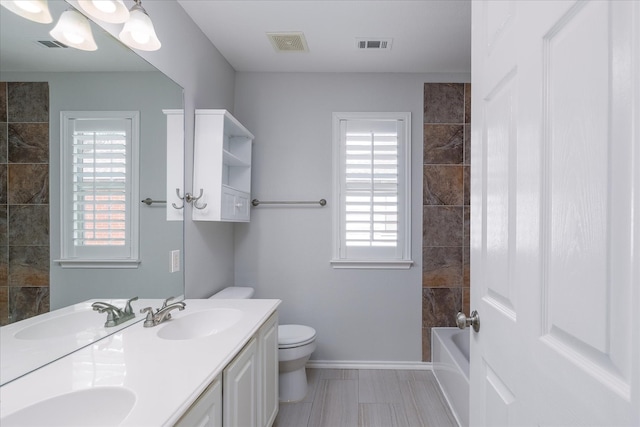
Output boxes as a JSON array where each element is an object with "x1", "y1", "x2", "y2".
[
  {"x1": 162, "y1": 296, "x2": 177, "y2": 309},
  {"x1": 124, "y1": 296, "x2": 139, "y2": 315},
  {"x1": 140, "y1": 307, "x2": 156, "y2": 327}
]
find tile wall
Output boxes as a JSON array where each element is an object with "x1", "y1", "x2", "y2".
[
  {"x1": 0, "y1": 82, "x2": 50, "y2": 325},
  {"x1": 422, "y1": 83, "x2": 471, "y2": 361}
]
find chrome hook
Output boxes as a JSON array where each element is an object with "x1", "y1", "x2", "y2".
[
  {"x1": 185, "y1": 189, "x2": 207, "y2": 210},
  {"x1": 172, "y1": 188, "x2": 185, "y2": 210}
]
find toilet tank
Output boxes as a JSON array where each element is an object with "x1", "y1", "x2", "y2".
[{"x1": 209, "y1": 286, "x2": 255, "y2": 299}]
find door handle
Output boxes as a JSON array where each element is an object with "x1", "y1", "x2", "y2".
[{"x1": 456, "y1": 310, "x2": 480, "y2": 332}]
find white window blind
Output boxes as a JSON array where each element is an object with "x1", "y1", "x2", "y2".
[
  {"x1": 59, "y1": 112, "x2": 140, "y2": 267},
  {"x1": 332, "y1": 112, "x2": 412, "y2": 269}
]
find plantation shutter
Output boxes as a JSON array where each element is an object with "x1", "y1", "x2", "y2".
[
  {"x1": 72, "y1": 119, "x2": 129, "y2": 248},
  {"x1": 343, "y1": 119, "x2": 399, "y2": 250}
]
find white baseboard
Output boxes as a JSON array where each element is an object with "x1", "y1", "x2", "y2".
[{"x1": 306, "y1": 360, "x2": 433, "y2": 371}]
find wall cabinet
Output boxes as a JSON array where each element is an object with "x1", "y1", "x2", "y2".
[
  {"x1": 193, "y1": 109, "x2": 254, "y2": 222},
  {"x1": 163, "y1": 109, "x2": 184, "y2": 221}
]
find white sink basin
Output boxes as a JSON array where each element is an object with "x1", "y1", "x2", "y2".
[
  {"x1": 157, "y1": 308, "x2": 243, "y2": 340},
  {"x1": 1, "y1": 387, "x2": 136, "y2": 426},
  {"x1": 14, "y1": 310, "x2": 105, "y2": 340}
]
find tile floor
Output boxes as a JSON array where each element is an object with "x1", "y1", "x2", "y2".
[{"x1": 274, "y1": 368, "x2": 458, "y2": 427}]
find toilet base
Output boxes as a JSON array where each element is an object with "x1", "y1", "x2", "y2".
[{"x1": 279, "y1": 366, "x2": 308, "y2": 402}]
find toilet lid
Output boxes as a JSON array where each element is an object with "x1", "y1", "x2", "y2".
[{"x1": 278, "y1": 324, "x2": 316, "y2": 348}]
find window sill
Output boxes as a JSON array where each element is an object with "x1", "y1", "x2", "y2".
[
  {"x1": 55, "y1": 259, "x2": 141, "y2": 269},
  {"x1": 330, "y1": 259, "x2": 413, "y2": 270}
]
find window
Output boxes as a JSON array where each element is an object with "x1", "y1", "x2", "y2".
[
  {"x1": 58, "y1": 111, "x2": 140, "y2": 268},
  {"x1": 331, "y1": 112, "x2": 412, "y2": 269}
]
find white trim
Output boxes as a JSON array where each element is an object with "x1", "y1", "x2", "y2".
[
  {"x1": 306, "y1": 360, "x2": 432, "y2": 371},
  {"x1": 330, "y1": 259, "x2": 413, "y2": 269},
  {"x1": 55, "y1": 259, "x2": 141, "y2": 269}
]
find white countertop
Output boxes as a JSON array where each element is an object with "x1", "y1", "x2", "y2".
[
  {"x1": 0, "y1": 298, "x2": 281, "y2": 426},
  {"x1": 0, "y1": 298, "x2": 163, "y2": 386}
]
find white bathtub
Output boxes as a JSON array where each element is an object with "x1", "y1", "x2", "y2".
[{"x1": 432, "y1": 327, "x2": 470, "y2": 427}]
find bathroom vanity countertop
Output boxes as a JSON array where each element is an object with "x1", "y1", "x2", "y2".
[
  {"x1": 0, "y1": 298, "x2": 162, "y2": 386},
  {"x1": 0, "y1": 298, "x2": 281, "y2": 426}
]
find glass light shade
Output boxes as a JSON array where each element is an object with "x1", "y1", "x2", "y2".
[
  {"x1": 118, "y1": 5, "x2": 161, "y2": 51},
  {"x1": 49, "y1": 9, "x2": 98, "y2": 51},
  {"x1": 0, "y1": 0, "x2": 52, "y2": 23},
  {"x1": 77, "y1": 0, "x2": 129, "y2": 24}
]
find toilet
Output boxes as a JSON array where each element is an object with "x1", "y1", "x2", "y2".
[{"x1": 209, "y1": 286, "x2": 317, "y2": 402}]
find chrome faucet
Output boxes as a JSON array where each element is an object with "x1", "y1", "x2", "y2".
[
  {"x1": 92, "y1": 296, "x2": 138, "y2": 327},
  {"x1": 140, "y1": 296, "x2": 186, "y2": 327}
]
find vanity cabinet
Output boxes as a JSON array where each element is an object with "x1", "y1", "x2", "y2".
[
  {"x1": 258, "y1": 313, "x2": 279, "y2": 427},
  {"x1": 174, "y1": 376, "x2": 222, "y2": 427},
  {"x1": 193, "y1": 109, "x2": 254, "y2": 222},
  {"x1": 224, "y1": 337, "x2": 258, "y2": 427}
]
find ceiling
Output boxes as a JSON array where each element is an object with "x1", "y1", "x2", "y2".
[
  {"x1": 177, "y1": 0, "x2": 471, "y2": 73},
  {"x1": 0, "y1": 0, "x2": 154, "y2": 72}
]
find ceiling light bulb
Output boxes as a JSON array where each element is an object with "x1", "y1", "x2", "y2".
[
  {"x1": 77, "y1": 0, "x2": 129, "y2": 24},
  {"x1": 49, "y1": 9, "x2": 98, "y2": 51},
  {"x1": 118, "y1": 2, "x2": 160, "y2": 51},
  {"x1": 0, "y1": 0, "x2": 52, "y2": 23}
]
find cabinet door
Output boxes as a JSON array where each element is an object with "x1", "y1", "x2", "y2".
[
  {"x1": 258, "y1": 313, "x2": 279, "y2": 427},
  {"x1": 221, "y1": 187, "x2": 250, "y2": 222},
  {"x1": 174, "y1": 377, "x2": 222, "y2": 427},
  {"x1": 223, "y1": 337, "x2": 258, "y2": 427}
]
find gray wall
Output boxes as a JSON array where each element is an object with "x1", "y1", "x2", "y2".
[
  {"x1": 233, "y1": 72, "x2": 469, "y2": 362},
  {"x1": 67, "y1": 0, "x2": 239, "y2": 299},
  {"x1": 0, "y1": 71, "x2": 184, "y2": 308}
]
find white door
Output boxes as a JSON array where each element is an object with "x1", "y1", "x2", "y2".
[{"x1": 469, "y1": 1, "x2": 640, "y2": 426}]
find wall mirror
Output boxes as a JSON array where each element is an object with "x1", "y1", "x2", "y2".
[{"x1": 0, "y1": 0, "x2": 184, "y2": 381}]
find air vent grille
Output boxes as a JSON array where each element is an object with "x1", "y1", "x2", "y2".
[
  {"x1": 267, "y1": 32, "x2": 309, "y2": 52},
  {"x1": 356, "y1": 38, "x2": 393, "y2": 50},
  {"x1": 36, "y1": 40, "x2": 68, "y2": 48}
]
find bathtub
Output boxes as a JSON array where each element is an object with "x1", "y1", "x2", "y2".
[{"x1": 432, "y1": 327, "x2": 470, "y2": 427}]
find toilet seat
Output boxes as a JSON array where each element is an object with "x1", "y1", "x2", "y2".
[{"x1": 278, "y1": 325, "x2": 316, "y2": 349}]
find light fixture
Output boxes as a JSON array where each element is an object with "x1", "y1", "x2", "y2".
[
  {"x1": 0, "y1": 0, "x2": 52, "y2": 23},
  {"x1": 118, "y1": 0, "x2": 160, "y2": 51},
  {"x1": 77, "y1": 0, "x2": 129, "y2": 24},
  {"x1": 49, "y1": 9, "x2": 97, "y2": 51}
]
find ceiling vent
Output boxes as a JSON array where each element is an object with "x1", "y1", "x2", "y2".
[
  {"x1": 356, "y1": 38, "x2": 393, "y2": 51},
  {"x1": 267, "y1": 32, "x2": 309, "y2": 53},
  {"x1": 35, "y1": 40, "x2": 69, "y2": 48}
]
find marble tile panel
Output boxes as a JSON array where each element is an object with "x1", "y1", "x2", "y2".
[
  {"x1": 9, "y1": 286, "x2": 49, "y2": 323},
  {"x1": 0, "y1": 205, "x2": 6, "y2": 246},
  {"x1": 423, "y1": 206, "x2": 463, "y2": 247},
  {"x1": 423, "y1": 124, "x2": 463, "y2": 165},
  {"x1": 8, "y1": 205, "x2": 49, "y2": 246},
  {"x1": 464, "y1": 123, "x2": 471, "y2": 165},
  {"x1": 463, "y1": 246, "x2": 470, "y2": 287},
  {"x1": 463, "y1": 166, "x2": 470, "y2": 206},
  {"x1": 422, "y1": 287, "x2": 462, "y2": 361},
  {"x1": 424, "y1": 83, "x2": 464, "y2": 124},
  {"x1": 464, "y1": 205, "x2": 470, "y2": 246},
  {"x1": 8, "y1": 123, "x2": 49, "y2": 163},
  {"x1": 423, "y1": 165, "x2": 463, "y2": 206},
  {"x1": 0, "y1": 286, "x2": 8, "y2": 326},
  {"x1": 464, "y1": 83, "x2": 472, "y2": 124},
  {"x1": 8, "y1": 164, "x2": 49, "y2": 204},
  {"x1": 0, "y1": 82, "x2": 6, "y2": 122},
  {"x1": 422, "y1": 246, "x2": 463, "y2": 287},
  {"x1": 9, "y1": 246, "x2": 49, "y2": 287},
  {"x1": 0, "y1": 164, "x2": 6, "y2": 204},
  {"x1": 7, "y1": 82, "x2": 49, "y2": 123},
  {"x1": 0, "y1": 244, "x2": 7, "y2": 287},
  {"x1": 0, "y1": 122, "x2": 7, "y2": 163},
  {"x1": 463, "y1": 287, "x2": 471, "y2": 318}
]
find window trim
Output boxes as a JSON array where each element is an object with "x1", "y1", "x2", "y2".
[
  {"x1": 56, "y1": 111, "x2": 140, "y2": 269},
  {"x1": 330, "y1": 112, "x2": 413, "y2": 269}
]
